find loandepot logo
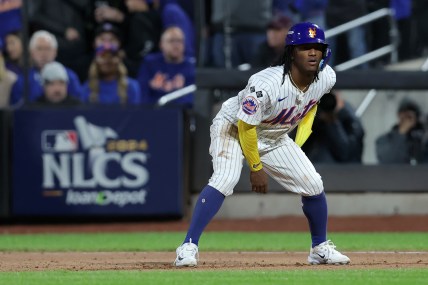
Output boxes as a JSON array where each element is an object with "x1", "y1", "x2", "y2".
[{"x1": 66, "y1": 189, "x2": 147, "y2": 207}]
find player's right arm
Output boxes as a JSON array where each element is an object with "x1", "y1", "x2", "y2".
[{"x1": 237, "y1": 120, "x2": 268, "y2": 194}]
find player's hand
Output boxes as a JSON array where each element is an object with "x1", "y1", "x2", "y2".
[
  {"x1": 95, "y1": 6, "x2": 124, "y2": 23},
  {"x1": 398, "y1": 111, "x2": 417, "y2": 134},
  {"x1": 250, "y1": 169, "x2": 268, "y2": 194}
]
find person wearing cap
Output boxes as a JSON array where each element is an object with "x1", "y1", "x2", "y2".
[
  {"x1": 82, "y1": 42, "x2": 141, "y2": 105},
  {"x1": 173, "y1": 22, "x2": 350, "y2": 267},
  {"x1": 30, "y1": 61, "x2": 81, "y2": 107},
  {"x1": 0, "y1": 37, "x2": 21, "y2": 108},
  {"x1": 251, "y1": 14, "x2": 293, "y2": 68},
  {"x1": 376, "y1": 98, "x2": 428, "y2": 164},
  {"x1": 9, "y1": 30, "x2": 83, "y2": 105},
  {"x1": 123, "y1": 0, "x2": 162, "y2": 77},
  {"x1": 94, "y1": 22, "x2": 122, "y2": 50}
]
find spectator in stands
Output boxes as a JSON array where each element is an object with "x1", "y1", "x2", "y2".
[
  {"x1": 368, "y1": 0, "x2": 418, "y2": 64},
  {"x1": 156, "y1": 0, "x2": 194, "y2": 23},
  {"x1": 251, "y1": 14, "x2": 292, "y2": 68},
  {"x1": 82, "y1": 43, "x2": 141, "y2": 105},
  {"x1": 413, "y1": 0, "x2": 428, "y2": 58},
  {"x1": 293, "y1": 0, "x2": 328, "y2": 29},
  {"x1": 4, "y1": 31, "x2": 24, "y2": 76},
  {"x1": 366, "y1": 0, "x2": 389, "y2": 67},
  {"x1": 0, "y1": 38, "x2": 20, "y2": 108},
  {"x1": 209, "y1": 0, "x2": 271, "y2": 68},
  {"x1": 94, "y1": 22, "x2": 122, "y2": 50},
  {"x1": 0, "y1": 0, "x2": 22, "y2": 39},
  {"x1": 161, "y1": 1, "x2": 195, "y2": 58},
  {"x1": 123, "y1": 0, "x2": 162, "y2": 77},
  {"x1": 326, "y1": 0, "x2": 368, "y2": 69},
  {"x1": 30, "y1": 0, "x2": 92, "y2": 80},
  {"x1": 376, "y1": 99, "x2": 428, "y2": 165},
  {"x1": 390, "y1": 0, "x2": 413, "y2": 61},
  {"x1": 30, "y1": 61, "x2": 81, "y2": 107},
  {"x1": 92, "y1": 1, "x2": 127, "y2": 31},
  {"x1": 301, "y1": 91, "x2": 365, "y2": 163},
  {"x1": 137, "y1": 26, "x2": 195, "y2": 107},
  {"x1": 272, "y1": 0, "x2": 299, "y2": 22},
  {"x1": 90, "y1": 0, "x2": 131, "y2": 40},
  {"x1": 10, "y1": 31, "x2": 82, "y2": 105}
]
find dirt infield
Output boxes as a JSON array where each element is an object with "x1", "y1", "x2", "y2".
[
  {"x1": 1, "y1": 215, "x2": 427, "y2": 271},
  {"x1": 0, "y1": 251, "x2": 427, "y2": 271}
]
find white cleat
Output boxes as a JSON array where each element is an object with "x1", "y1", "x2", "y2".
[
  {"x1": 174, "y1": 239, "x2": 199, "y2": 267},
  {"x1": 308, "y1": 240, "x2": 350, "y2": 265}
]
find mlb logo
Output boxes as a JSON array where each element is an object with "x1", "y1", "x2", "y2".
[{"x1": 42, "y1": 130, "x2": 79, "y2": 152}]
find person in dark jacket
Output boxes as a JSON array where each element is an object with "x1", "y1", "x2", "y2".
[
  {"x1": 30, "y1": 0, "x2": 92, "y2": 79},
  {"x1": 210, "y1": 0, "x2": 272, "y2": 68},
  {"x1": 376, "y1": 99, "x2": 428, "y2": 165},
  {"x1": 325, "y1": 0, "x2": 368, "y2": 68},
  {"x1": 302, "y1": 90, "x2": 365, "y2": 163},
  {"x1": 252, "y1": 14, "x2": 293, "y2": 68},
  {"x1": 123, "y1": 0, "x2": 162, "y2": 77}
]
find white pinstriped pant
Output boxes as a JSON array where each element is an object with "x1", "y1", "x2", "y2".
[{"x1": 208, "y1": 116, "x2": 324, "y2": 197}]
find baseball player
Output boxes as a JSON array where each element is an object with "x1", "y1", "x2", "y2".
[{"x1": 175, "y1": 22, "x2": 350, "y2": 266}]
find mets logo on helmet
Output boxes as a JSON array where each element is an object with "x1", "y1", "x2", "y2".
[
  {"x1": 242, "y1": 96, "x2": 258, "y2": 115},
  {"x1": 308, "y1": 27, "x2": 316, "y2": 38}
]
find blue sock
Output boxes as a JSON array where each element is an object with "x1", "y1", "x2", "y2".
[
  {"x1": 184, "y1": 185, "x2": 225, "y2": 245},
  {"x1": 301, "y1": 192, "x2": 328, "y2": 248}
]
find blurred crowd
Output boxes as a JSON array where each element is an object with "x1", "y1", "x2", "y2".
[
  {"x1": 0, "y1": 0, "x2": 196, "y2": 109},
  {"x1": 0, "y1": 0, "x2": 427, "y2": 164}
]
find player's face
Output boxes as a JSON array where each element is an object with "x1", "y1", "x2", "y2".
[{"x1": 293, "y1": 44, "x2": 324, "y2": 73}]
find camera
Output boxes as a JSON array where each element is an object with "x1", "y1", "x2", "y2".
[{"x1": 319, "y1": 92, "x2": 337, "y2": 113}]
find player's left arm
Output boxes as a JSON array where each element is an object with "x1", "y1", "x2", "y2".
[
  {"x1": 237, "y1": 120, "x2": 268, "y2": 194},
  {"x1": 295, "y1": 66, "x2": 337, "y2": 146}
]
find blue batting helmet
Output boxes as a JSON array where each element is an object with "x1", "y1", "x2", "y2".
[
  {"x1": 285, "y1": 22, "x2": 331, "y2": 70},
  {"x1": 285, "y1": 22, "x2": 327, "y2": 46}
]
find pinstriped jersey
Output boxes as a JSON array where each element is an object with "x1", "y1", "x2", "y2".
[{"x1": 218, "y1": 65, "x2": 336, "y2": 145}]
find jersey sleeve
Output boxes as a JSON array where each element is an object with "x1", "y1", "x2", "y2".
[
  {"x1": 323, "y1": 65, "x2": 337, "y2": 94},
  {"x1": 236, "y1": 74, "x2": 272, "y2": 126}
]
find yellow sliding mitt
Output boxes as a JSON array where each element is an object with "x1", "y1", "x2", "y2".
[{"x1": 295, "y1": 105, "x2": 317, "y2": 147}]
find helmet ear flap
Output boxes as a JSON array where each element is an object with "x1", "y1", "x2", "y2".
[{"x1": 319, "y1": 47, "x2": 331, "y2": 71}]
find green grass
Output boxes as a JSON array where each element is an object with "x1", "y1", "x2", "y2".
[
  {"x1": 0, "y1": 269, "x2": 426, "y2": 285},
  {"x1": 0, "y1": 232, "x2": 427, "y2": 251},
  {"x1": 0, "y1": 232, "x2": 426, "y2": 285}
]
